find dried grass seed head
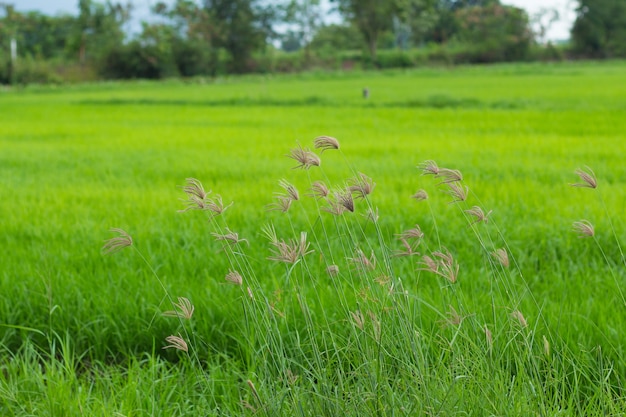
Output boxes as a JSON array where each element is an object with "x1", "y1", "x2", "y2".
[
  {"x1": 511, "y1": 310, "x2": 528, "y2": 328},
  {"x1": 211, "y1": 228, "x2": 249, "y2": 246},
  {"x1": 418, "y1": 160, "x2": 439, "y2": 176},
  {"x1": 348, "y1": 172, "x2": 375, "y2": 199},
  {"x1": 444, "y1": 182, "x2": 468, "y2": 204},
  {"x1": 225, "y1": 270, "x2": 243, "y2": 285},
  {"x1": 308, "y1": 181, "x2": 329, "y2": 199},
  {"x1": 570, "y1": 166, "x2": 597, "y2": 189},
  {"x1": 418, "y1": 248, "x2": 459, "y2": 283},
  {"x1": 287, "y1": 145, "x2": 321, "y2": 170},
  {"x1": 314, "y1": 135, "x2": 340, "y2": 152},
  {"x1": 412, "y1": 189, "x2": 428, "y2": 201},
  {"x1": 181, "y1": 178, "x2": 209, "y2": 200},
  {"x1": 465, "y1": 206, "x2": 492, "y2": 225},
  {"x1": 326, "y1": 264, "x2": 340, "y2": 277},
  {"x1": 267, "y1": 232, "x2": 314, "y2": 264},
  {"x1": 102, "y1": 228, "x2": 133, "y2": 255},
  {"x1": 491, "y1": 248, "x2": 509, "y2": 268},
  {"x1": 162, "y1": 297, "x2": 195, "y2": 320},
  {"x1": 436, "y1": 168, "x2": 463, "y2": 184},
  {"x1": 279, "y1": 179, "x2": 299, "y2": 201},
  {"x1": 337, "y1": 189, "x2": 355, "y2": 212},
  {"x1": 573, "y1": 220, "x2": 595, "y2": 238},
  {"x1": 163, "y1": 334, "x2": 188, "y2": 352}
]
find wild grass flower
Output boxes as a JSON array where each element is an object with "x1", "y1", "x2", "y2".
[
  {"x1": 308, "y1": 181, "x2": 329, "y2": 199},
  {"x1": 348, "y1": 172, "x2": 375, "y2": 199},
  {"x1": 278, "y1": 179, "x2": 299, "y2": 201},
  {"x1": 181, "y1": 177, "x2": 209, "y2": 200},
  {"x1": 397, "y1": 225, "x2": 424, "y2": 241},
  {"x1": 363, "y1": 207, "x2": 379, "y2": 223},
  {"x1": 511, "y1": 310, "x2": 528, "y2": 328},
  {"x1": 348, "y1": 249, "x2": 376, "y2": 271},
  {"x1": 287, "y1": 145, "x2": 321, "y2": 169},
  {"x1": 367, "y1": 310, "x2": 381, "y2": 341},
  {"x1": 412, "y1": 189, "x2": 428, "y2": 201},
  {"x1": 418, "y1": 248, "x2": 459, "y2": 283},
  {"x1": 418, "y1": 160, "x2": 439, "y2": 176},
  {"x1": 211, "y1": 228, "x2": 249, "y2": 246},
  {"x1": 321, "y1": 195, "x2": 346, "y2": 216},
  {"x1": 326, "y1": 265, "x2": 339, "y2": 277},
  {"x1": 543, "y1": 335, "x2": 550, "y2": 356},
  {"x1": 102, "y1": 228, "x2": 133, "y2": 255},
  {"x1": 225, "y1": 270, "x2": 243, "y2": 285},
  {"x1": 465, "y1": 206, "x2": 492, "y2": 225},
  {"x1": 485, "y1": 325, "x2": 493, "y2": 351},
  {"x1": 444, "y1": 182, "x2": 468, "y2": 204},
  {"x1": 573, "y1": 220, "x2": 595, "y2": 238},
  {"x1": 267, "y1": 180, "x2": 299, "y2": 212},
  {"x1": 314, "y1": 135, "x2": 340, "y2": 152},
  {"x1": 350, "y1": 310, "x2": 365, "y2": 330},
  {"x1": 570, "y1": 166, "x2": 597, "y2": 189},
  {"x1": 442, "y1": 305, "x2": 463, "y2": 327},
  {"x1": 267, "y1": 232, "x2": 314, "y2": 264},
  {"x1": 394, "y1": 225, "x2": 423, "y2": 257},
  {"x1": 337, "y1": 189, "x2": 355, "y2": 212},
  {"x1": 491, "y1": 248, "x2": 509, "y2": 268},
  {"x1": 179, "y1": 192, "x2": 232, "y2": 216},
  {"x1": 162, "y1": 297, "x2": 194, "y2": 320},
  {"x1": 436, "y1": 168, "x2": 463, "y2": 184},
  {"x1": 163, "y1": 334, "x2": 188, "y2": 352}
]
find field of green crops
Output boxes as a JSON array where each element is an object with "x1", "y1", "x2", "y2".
[{"x1": 1, "y1": 61, "x2": 626, "y2": 415}]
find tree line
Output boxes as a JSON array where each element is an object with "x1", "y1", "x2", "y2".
[{"x1": 0, "y1": 0, "x2": 624, "y2": 84}]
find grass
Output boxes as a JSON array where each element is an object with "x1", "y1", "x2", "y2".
[{"x1": 1, "y1": 60, "x2": 626, "y2": 415}]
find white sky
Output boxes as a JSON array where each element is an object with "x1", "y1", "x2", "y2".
[{"x1": 15, "y1": 0, "x2": 576, "y2": 41}]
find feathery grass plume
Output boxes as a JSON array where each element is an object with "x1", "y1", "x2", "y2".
[
  {"x1": 337, "y1": 189, "x2": 355, "y2": 212},
  {"x1": 102, "y1": 228, "x2": 133, "y2": 255},
  {"x1": 485, "y1": 325, "x2": 493, "y2": 352},
  {"x1": 278, "y1": 179, "x2": 299, "y2": 201},
  {"x1": 418, "y1": 248, "x2": 459, "y2": 283},
  {"x1": 412, "y1": 189, "x2": 429, "y2": 201},
  {"x1": 162, "y1": 297, "x2": 194, "y2": 320},
  {"x1": 367, "y1": 311, "x2": 381, "y2": 341},
  {"x1": 163, "y1": 334, "x2": 188, "y2": 352},
  {"x1": 491, "y1": 248, "x2": 509, "y2": 268},
  {"x1": 267, "y1": 232, "x2": 314, "y2": 264},
  {"x1": 181, "y1": 177, "x2": 209, "y2": 200},
  {"x1": 363, "y1": 207, "x2": 379, "y2": 223},
  {"x1": 314, "y1": 135, "x2": 340, "y2": 152},
  {"x1": 444, "y1": 182, "x2": 468, "y2": 204},
  {"x1": 287, "y1": 144, "x2": 321, "y2": 169},
  {"x1": 394, "y1": 225, "x2": 423, "y2": 257},
  {"x1": 205, "y1": 194, "x2": 233, "y2": 216},
  {"x1": 543, "y1": 335, "x2": 550, "y2": 356},
  {"x1": 211, "y1": 228, "x2": 249, "y2": 246},
  {"x1": 267, "y1": 195, "x2": 292, "y2": 212},
  {"x1": 442, "y1": 305, "x2": 463, "y2": 327},
  {"x1": 418, "y1": 160, "x2": 439, "y2": 176},
  {"x1": 348, "y1": 172, "x2": 375, "y2": 199},
  {"x1": 436, "y1": 168, "x2": 463, "y2": 184},
  {"x1": 350, "y1": 310, "x2": 365, "y2": 330},
  {"x1": 511, "y1": 310, "x2": 528, "y2": 328},
  {"x1": 326, "y1": 265, "x2": 339, "y2": 277},
  {"x1": 348, "y1": 249, "x2": 376, "y2": 271},
  {"x1": 225, "y1": 270, "x2": 243, "y2": 286},
  {"x1": 465, "y1": 206, "x2": 492, "y2": 225},
  {"x1": 308, "y1": 181, "x2": 329, "y2": 199},
  {"x1": 573, "y1": 220, "x2": 595, "y2": 238},
  {"x1": 321, "y1": 195, "x2": 346, "y2": 216},
  {"x1": 570, "y1": 166, "x2": 597, "y2": 189}
]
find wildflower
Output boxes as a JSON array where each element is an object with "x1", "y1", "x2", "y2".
[
  {"x1": 314, "y1": 135, "x2": 340, "y2": 152},
  {"x1": 163, "y1": 334, "x2": 188, "y2": 352},
  {"x1": 162, "y1": 297, "x2": 194, "y2": 320},
  {"x1": 287, "y1": 145, "x2": 320, "y2": 170},
  {"x1": 102, "y1": 228, "x2": 133, "y2": 255},
  {"x1": 573, "y1": 220, "x2": 594, "y2": 238},
  {"x1": 570, "y1": 166, "x2": 597, "y2": 189}
]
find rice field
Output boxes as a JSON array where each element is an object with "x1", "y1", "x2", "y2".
[{"x1": 1, "y1": 60, "x2": 626, "y2": 415}]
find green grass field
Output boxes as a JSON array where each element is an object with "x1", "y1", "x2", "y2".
[{"x1": 1, "y1": 61, "x2": 626, "y2": 415}]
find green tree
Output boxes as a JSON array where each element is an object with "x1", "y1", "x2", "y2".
[
  {"x1": 202, "y1": 0, "x2": 277, "y2": 73},
  {"x1": 283, "y1": 0, "x2": 323, "y2": 63},
  {"x1": 571, "y1": 0, "x2": 626, "y2": 58}
]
